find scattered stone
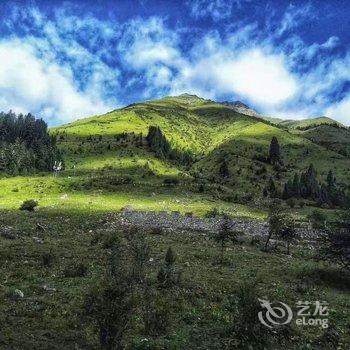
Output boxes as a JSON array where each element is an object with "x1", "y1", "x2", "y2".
[
  {"x1": 42, "y1": 284, "x2": 56, "y2": 292},
  {"x1": 12, "y1": 289, "x2": 24, "y2": 299},
  {"x1": 33, "y1": 236, "x2": 44, "y2": 244},
  {"x1": 36, "y1": 223, "x2": 47, "y2": 231}
]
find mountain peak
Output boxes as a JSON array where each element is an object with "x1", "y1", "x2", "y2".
[
  {"x1": 178, "y1": 93, "x2": 201, "y2": 98},
  {"x1": 219, "y1": 100, "x2": 260, "y2": 117}
]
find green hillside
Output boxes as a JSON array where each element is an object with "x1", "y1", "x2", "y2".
[
  {"x1": 52, "y1": 94, "x2": 350, "y2": 206},
  {"x1": 278, "y1": 116, "x2": 345, "y2": 129},
  {"x1": 1, "y1": 94, "x2": 349, "y2": 216}
]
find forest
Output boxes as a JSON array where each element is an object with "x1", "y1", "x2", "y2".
[{"x1": 0, "y1": 111, "x2": 62, "y2": 175}]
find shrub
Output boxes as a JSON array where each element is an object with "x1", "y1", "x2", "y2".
[
  {"x1": 83, "y1": 239, "x2": 135, "y2": 349},
  {"x1": 286, "y1": 198, "x2": 296, "y2": 208},
  {"x1": 212, "y1": 215, "x2": 241, "y2": 263},
  {"x1": 157, "y1": 247, "x2": 181, "y2": 288},
  {"x1": 41, "y1": 250, "x2": 55, "y2": 267},
  {"x1": 19, "y1": 199, "x2": 38, "y2": 211},
  {"x1": 317, "y1": 212, "x2": 350, "y2": 271},
  {"x1": 143, "y1": 289, "x2": 172, "y2": 336},
  {"x1": 308, "y1": 209, "x2": 327, "y2": 229},
  {"x1": 149, "y1": 227, "x2": 163, "y2": 235},
  {"x1": 163, "y1": 177, "x2": 179, "y2": 186},
  {"x1": 265, "y1": 204, "x2": 298, "y2": 254},
  {"x1": 229, "y1": 282, "x2": 270, "y2": 348},
  {"x1": 64, "y1": 262, "x2": 88, "y2": 277},
  {"x1": 205, "y1": 208, "x2": 221, "y2": 218}
]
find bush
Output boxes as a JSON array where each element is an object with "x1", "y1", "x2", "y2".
[
  {"x1": 19, "y1": 199, "x2": 38, "y2": 211},
  {"x1": 41, "y1": 250, "x2": 55, "y2": 267},
  {"x1": 205, "y1": 208, "x2": 221, "y2": 218},
  {"x1": 286, "y1": 198, "x2": 296, "y2": 208},
  {"x1": 163, "y1": 177, "x2": 179, "y2": 186},
  {"x1": 149, "y1": 227, "x2": 163, "y2": 235},
  {"x1": 143, "y1": 290, "x2": 172, "y2": 336},
  {"x1": 317, "y1": 212, "x2": 350, "y2": 271},
  {"x1": 308, "y1": 209, "x2": 327, "y2": 229},
  {"x1": 64, "y1": 262, "x2": 88, "y2": 277},
  {"x1": 83, "y1": 234, "x2": 150, "y2": 349},
  {"x1": 250, "y1": 235, "x2": 262, "y2": 247},
  {"x1": 157, "y1": 248, "x2": 181, "y2": 288}
]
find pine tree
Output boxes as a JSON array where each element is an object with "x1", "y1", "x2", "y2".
[
  {"x1": 305, "y1": 164, "x2": 320, "y2": 200},
  {"x1": 269, "y1": 137, "x2": 280, "y2": 165},
  {"x1": 267, "y1": 177, "x2": 277, "y2": 198},
  {"x1": 326, "y1": 170, "x2": 335, "y2": 188},
  {"x1": 219, "y1": 157, "x2": 230, "y2": 179},
  {"x1": 292, "y1": 173, "x2": 300, "y2": 198}
]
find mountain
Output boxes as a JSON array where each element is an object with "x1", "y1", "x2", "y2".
[
  {"x1": 278, "y1": 116, "x2": 346, "y2": 129},
  {"x1": 52, "y1": 94, "x2": 350, "y2": 205},
  {"x1": 253, "y1": 115, "x2": 350, "y2": 157},
  {"x1": 219, "y1": 100, "x2": 261, "y2": 117}
]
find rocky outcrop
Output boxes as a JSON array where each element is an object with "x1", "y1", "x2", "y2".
[
  {"x1": 219, "y1": 101, "x2": 261, "y2": 117},
  {"x1": 103, "y1": 208, "x2": 320, "y2": 243}
]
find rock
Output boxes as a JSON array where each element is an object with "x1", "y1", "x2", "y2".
[
  {"x1": 42, "y1": 284, "x2": 56, "y2": 292},
  {"x1": 13, "y1": 289, "x2": 24, "y2": 299},
  {"x1": 32, "y1": 236, "x2": 44, "y2": 244},
  {"x1": 184, "y1": 261, "x2": 190, "y2": 267},
  {"x1": 36, "y1": 223, "x2": 47, "y2": 231}
]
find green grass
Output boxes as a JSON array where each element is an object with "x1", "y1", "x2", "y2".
[
  {"x1": 0, "y1": 174, "x2": 266, "y2": 219},
  {"x1": 2, "y1": 94, "x2": 350, "y2": 348},
  {"x1": 0, "y1": 209, "x2": 349, "y2": 348}
]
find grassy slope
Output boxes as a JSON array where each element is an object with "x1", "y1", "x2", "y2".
[
  {"x1": 1, "y1": 210, "x2": 349, "y2": 348},
  {"x1": 279, "y1": 116, "x2": 345, "y2": 129},
  {"x1": 291, "y1": 125, "x2": 350, "y2": 156},
  {"x1": 1, "y1": 94, "x2": 349, "y2": 216},
  {"x1": 262, "y1": 114, "x2": 350, "y2": 159}
]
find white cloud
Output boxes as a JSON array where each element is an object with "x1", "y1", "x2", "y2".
[
  {"x1": 119, "y1": 17, "x2": 183, "y2": 70},
  {"x1": 0, "y1": 40, "x2": 113, "y2": 124},
  {"x1": 188, "y1": 0, "x2": 251, "y2": 21},
  {"x1": 276, "y1": 4, "x2": 314, "y2": 37},
  {"x1": 169, "y1": 44, "x2": 297, "y2": 109},
  {"x1": 211, "y1": 49, "x2": 297, "y2": 107},
  {"x1": 325, "y1": 97, "x2": 350, "y2": 125}
]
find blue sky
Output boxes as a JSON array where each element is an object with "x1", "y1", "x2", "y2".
[{"x1": 0, "y1": 0, "x2": 350, "y2": 125}]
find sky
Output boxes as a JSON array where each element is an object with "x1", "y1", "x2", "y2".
[{"x1": 0, "y1": 0, "x2": 350, "y2": 126}]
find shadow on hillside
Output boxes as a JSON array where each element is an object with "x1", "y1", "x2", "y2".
[
  {"x1": 298, "y1": 266, "x2": 350, "y2": 292},
  {"x1": 192, "y1": 106, "x2": 254, "y2": 121},
  {"x1": 64, "y1": 165, "x2": 184, "y2": 193}
]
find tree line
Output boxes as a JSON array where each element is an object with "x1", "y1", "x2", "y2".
[
  {"x1": 146, "y1": 126, "x2": 194, "y2": 166},
  {"x1": 281, "y1": 166, "x2": 347, "y2": 207},
  {"x1": 0, "y1": 111, "x2": 62, "y2": 174}
]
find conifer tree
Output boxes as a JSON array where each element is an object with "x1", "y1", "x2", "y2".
[
  {"x1": 219, "y1": 157, "x2": 230, "y2": 179},
  {"x1": 292, "y1": 173, "x2": 300, "y2": 198},
  {"x1": 269, "y1": 137, "x2": 280, "y2": 165},
  {"x1": 267, "y1": 177, "x2": 277, "y2": 198}
]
